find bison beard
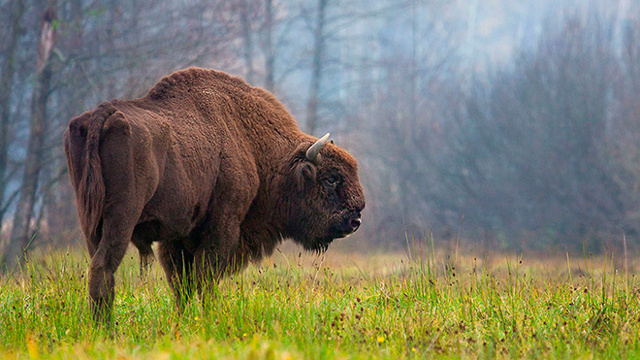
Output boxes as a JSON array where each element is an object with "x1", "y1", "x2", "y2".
[{"x1": 63, "y1": 68, "x2": 365, "y2": 323}]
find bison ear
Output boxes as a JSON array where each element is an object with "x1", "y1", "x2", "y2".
[{"x1": 294, "y1": 161, "x2": 317, "y2": 190}]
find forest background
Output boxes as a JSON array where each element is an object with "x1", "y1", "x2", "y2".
[{"x1": 1, "y1": 0, "x2": 640, "y2": 267}]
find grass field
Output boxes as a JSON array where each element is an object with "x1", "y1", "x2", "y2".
[{"x1": 1, "y1": 239, "x2": 640, "y2": 359}]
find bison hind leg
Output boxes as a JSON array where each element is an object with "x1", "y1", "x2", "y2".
[
  {"x1": 158, "y1": 240, "x2": 196, "y2": 313},
  {"x1": 132, "y1": 221, "x2": 162, "y2": 277},
  {"x1": 137, "y1": 244, "x2": 155, "y2": 278},
  {"x1": 88, "y1": 217, "x2": 135, "y2": 325},
  {"x1": 131, "y1": 236, "x2": 154, "y2": 278}
]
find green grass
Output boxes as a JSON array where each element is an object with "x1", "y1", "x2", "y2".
[{"x1": 1, "y1": 243, "x2": 640, "y2": 359}]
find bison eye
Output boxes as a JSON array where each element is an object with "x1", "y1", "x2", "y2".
[{"x1": 323, "y1": 175, "x2": 340, "y2": 188}]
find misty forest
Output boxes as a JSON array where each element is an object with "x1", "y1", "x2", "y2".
[{"x1": 1, "y1": 0, "x2": 640, "y2": 267}]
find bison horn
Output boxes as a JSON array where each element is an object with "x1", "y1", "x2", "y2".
[{"x1": 306, "y1": 133, "x2": 330, "y2": 163}]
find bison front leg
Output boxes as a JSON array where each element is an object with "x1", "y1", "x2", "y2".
[
  {"x1": 195, "y1": 155, "x2": 258, "y2": 309},
  {"x1": 193, "y1": 219, "x2": 246, "y2": 310},
  {"x1": 193, "y1": 246, "x2": 229, "y2": 309}
]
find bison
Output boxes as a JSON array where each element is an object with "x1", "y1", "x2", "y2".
[{"x1": 64, "y1": 67, "x2": 365, "y2": 322}]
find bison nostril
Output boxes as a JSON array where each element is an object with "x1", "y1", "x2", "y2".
[{"x1": 350, "y1": 218, "x2": 361, "y2": 231}]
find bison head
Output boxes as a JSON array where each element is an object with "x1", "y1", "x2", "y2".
[{"x1": 281, "y1": 133, "x2": 365, "y2": 252}]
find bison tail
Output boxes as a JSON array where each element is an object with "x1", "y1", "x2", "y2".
[{"x1": 69, "y1": 104, "x2": 118, "y2": 247}]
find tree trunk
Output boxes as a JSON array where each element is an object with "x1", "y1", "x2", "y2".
[
  {"x1": 3, "y1": 6, "x2": 57, "y2": 270},
  {"x1": 264, "y1": 0, "x2": 275, "y2": 92},
  {"x1": 0, "y1": 0, "x2": 25, "y2": 238},
  {"x1": 240, "y1": 0, "x2": 255, "y2": 84},
  {"x1": 106, "y1": 0, "x2": 118, "y2": 99},
  {"x1": 305, "y1": 0, "x2": 327, "y2": 135},
  {"x1": 399, "y1": 0, "x2": 419, "y2": 223}
]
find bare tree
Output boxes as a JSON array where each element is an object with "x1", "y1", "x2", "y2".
[
  {"x1": 425, "y1": 13, "x2": 632, "y2": 250},
  {"x1": 3, "y1": 6, "x2": 57, "y2": 269},
  {"x1": 0, "y1": 0, "x2": 26, "y2": 235},
  {"x1": 305, "y1": 0, "x2": 327, "y2": 135},
  {"x1": 351, "y1": 0, "x2": 463, "y2": 242},
  {"x1": 263, "y1": 0, "x2": 275, "y2": 91},
  {"x1": 240, "y1": 0, "x2": 257, "y2": 84}
]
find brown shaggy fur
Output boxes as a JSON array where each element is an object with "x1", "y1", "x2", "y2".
[{"x1": 63, "y1": 68, "x2": 365, "y2": 322}]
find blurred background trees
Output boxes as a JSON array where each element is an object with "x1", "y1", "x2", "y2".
[{"x1": 1, "y1": 0, "x2": 639, "y2": 265}]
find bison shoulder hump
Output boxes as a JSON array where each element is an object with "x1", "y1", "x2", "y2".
[{"x1": 146, "y1": 67, "x2": 250, "y2": 101}]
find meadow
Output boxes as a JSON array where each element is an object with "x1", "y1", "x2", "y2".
[{"x1": 1, "y1": 239, "x2": 640, "y2": 359}]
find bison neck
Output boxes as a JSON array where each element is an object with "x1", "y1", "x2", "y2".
[{"x1": 235, "y1": 134, "x2": 309, "y2": 262}]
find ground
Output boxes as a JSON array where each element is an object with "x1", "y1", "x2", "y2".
[{"x1": 1, "y1": 239, "x2": 640, "y2": 359}]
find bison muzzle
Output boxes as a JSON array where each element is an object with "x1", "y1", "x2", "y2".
[{"x1": 63, "y1": 68, "x2": 365, "y2": 322}]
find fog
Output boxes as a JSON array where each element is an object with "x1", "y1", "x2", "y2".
[{"x1": 1, "y1": 0, "x2": 639, "y2": 262}]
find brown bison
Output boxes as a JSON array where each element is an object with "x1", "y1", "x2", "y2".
[{"x1": 64, "y1": 67, "x2": 365, "y2": 322}]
